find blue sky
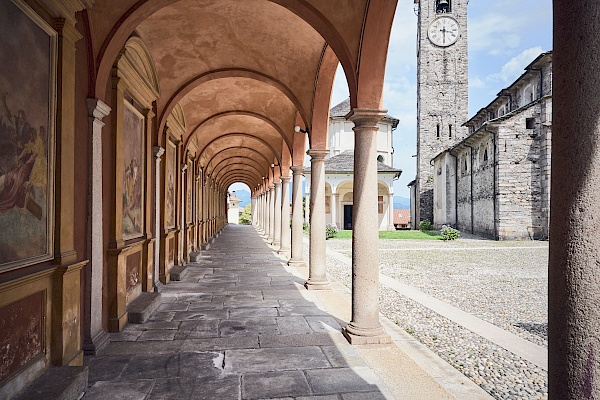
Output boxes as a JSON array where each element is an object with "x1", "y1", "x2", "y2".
[
  {"x1": 331, "y1": 0, "x2": 553, "y2": 197},
  {"x1": 231, "y1": 0, "x2": 553, "y2": 198}
]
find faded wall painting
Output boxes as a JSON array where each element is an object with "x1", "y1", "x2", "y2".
[
  {"x1": 166, "y1": 141, "x2": 176, "y2": 229},
  {"x1": 122, "y1": 102, "x2": 144, "y2": 239},
  {"x1": 0, "y1": 291, "x2": 44, "y2": 385},
  {"x1": 0, "y1": 0, "x2": 56, "y2": 270}
]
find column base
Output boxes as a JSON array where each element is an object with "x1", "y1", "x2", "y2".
[
  {"x1": 273, "y1": 240, "x2": 281, "y2": 247},
  {"x1": 304, "y1": 279, "x2": 331, "y2": 290},
  {"x1": 278, "y1": 247, "x2": 291, "y2": 256},
  {"x1": 82, "y1": 330, "x2": 110, "y2": 356},
  {"x1": 342, "y1": 323, "x2": 391, "y2": 345},
  {"x1": 287, "y1": 259, "x2": 307, "y2": 268}
]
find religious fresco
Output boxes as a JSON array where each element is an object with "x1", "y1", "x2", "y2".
[
  {"x1": 122, "y1": 103, "x2": 144, "y2": 239},
  {"x1": 166, "y1": 141, "x2": 176, "y2": 228},
  {"x1": 0, "y1": 0, "x2": 56, "y2": 270}
]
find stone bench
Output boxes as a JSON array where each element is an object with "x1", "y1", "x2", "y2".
[
  {"x1": 15, "y1": 366, "x2": 88, "y2": 400},
  {"x1": 169, "y1": 264, "x2": 189, "y2": 281},
  {"x1": 127, "y1": 292, "x2": 161, "y2": 324}
]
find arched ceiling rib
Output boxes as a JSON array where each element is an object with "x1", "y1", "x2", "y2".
[{"x1": 198, "y1": 135, "x2": 280, "y2": 170}]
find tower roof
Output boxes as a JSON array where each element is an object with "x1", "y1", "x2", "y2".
[{"x1": 306, "y1": 150, "x2": 402, "y2": 175}]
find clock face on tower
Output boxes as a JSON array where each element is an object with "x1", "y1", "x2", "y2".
[{"x1": 428, "y1": 16, "x2": 459, "y2": 47}]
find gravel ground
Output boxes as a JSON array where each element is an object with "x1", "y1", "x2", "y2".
[{"x1": 304, "y1": 235, "x2": 549, "y2": 400}]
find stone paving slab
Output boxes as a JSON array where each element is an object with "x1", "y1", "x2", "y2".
[
  {"x1": 85, "y1": 225, "x2": 478, "y2": 400},
  {"x1": 225, "y1": 346, "x2": 331, "y2": 373}
]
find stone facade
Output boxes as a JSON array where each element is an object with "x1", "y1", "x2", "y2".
[
  {"x1": 415, "y1": 0, "x2": 469, "y2": 224},
  {"x1": 433, "y1": 52, "x2": 552, "y2": 240}
]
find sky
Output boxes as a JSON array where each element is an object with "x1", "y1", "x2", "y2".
[{"x1": 231, "y1": 0, "x2": 553, "y2": 198}]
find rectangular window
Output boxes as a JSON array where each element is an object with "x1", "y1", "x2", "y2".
[{"x1": 526, "y1": 118, "x2": 536, "y2": 129}]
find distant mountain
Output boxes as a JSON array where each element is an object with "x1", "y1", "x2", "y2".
[
  {"x1": 394, "y1": 196, "x2": 410, "y2": 210},
  {"x1": 233, "y1": 189, "x2": 251, "y2": 207}
]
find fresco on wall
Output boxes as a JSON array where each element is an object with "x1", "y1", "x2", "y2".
[
  {"x1": 0, "y1": 0, "x2": 55, "y2": 270},
  {"x1": 166, "y1": 142, "x2": 176, "y2": 228},
  {"x1": 122, "y1": 103, "x2": 144, "y2": 239}
]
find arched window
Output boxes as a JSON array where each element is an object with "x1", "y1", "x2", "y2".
[
  {"x1": 483, "y1": 148, "x2": 489, "y2": 162},
  {"x1": 436, "y1": 124, "x2": 440, "y2": 139},
  {"x1": 449, "y1": 124, "x2": 453, "y2": 139},
  {"x1": 377, "y1": 155, "x2": 384, "y2": 163}
]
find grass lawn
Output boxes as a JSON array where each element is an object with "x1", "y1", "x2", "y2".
[{"x1": 332, "y1": 230, "x2": 442, "y2": 240}]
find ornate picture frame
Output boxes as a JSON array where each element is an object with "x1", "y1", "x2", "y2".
[{"x1": 0, "y1": 0, "x2": 57, "y2": 271}]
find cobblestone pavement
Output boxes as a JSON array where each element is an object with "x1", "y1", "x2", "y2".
[{"x1": 310, "y1": 235, "x2": 549, "y2": 400}]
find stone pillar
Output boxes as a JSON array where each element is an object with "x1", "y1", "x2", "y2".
[
  {"x1": 180, "y1": 164, "x2": 187, "y2": 264},
  {"x1": 343, "y1": 109, "x2": 390, "y2": 344},
  {"x1": 251, "y1": 196, "x2": 257, "y2": 226},
  {"x1": 264, "y1": 189, "x2": 271, "y2": 238},
  {"x1": 273, "y1": 180, "x2": 282, "y2": 247},
  {"x1": 387, "y1": 194, "x2": 395, "y2": 231},
  {"x1": 304, "y1": 192, "x2": 310, "y2": 224},
  {"x1": 549, "y1": 2, "x2": 600, "y2": 398},
  {"x1": 152, "y1": 147, "x2": 165, "y2": 287},
  {"x1": 279, "y1": 176, "x2": 292, "y2": 254},
  {"x1": 289, "y1": 166, "x2": 306, "y2": 267},
  {"x1": 268, "y1": 185, "x2": 276, "y2": 243},
  {"x1": 331, "y1": 192, "x2": 338, "y2": 228},
  {"x1": 305, "y1": 149, "x2": 330, "y2": 290},
  {"x1": 83, "y1": 99, "x2": 110, "y2": 355}
]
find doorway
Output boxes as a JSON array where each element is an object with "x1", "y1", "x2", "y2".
[{"x1": 344, "y1": 205, "x2": 353, "y2": 230}]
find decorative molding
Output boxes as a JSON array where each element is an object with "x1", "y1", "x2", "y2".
[
  {"x1": 167, "y1": 104, "x2": 187, "y2": 139},
  {"x1": 87, "y1": 98, "x2": 111, "y2": 121},
  {"x1": 114, "y1": 36, "x2": 160, "y2": 108},
  {"x1": 153, "y1": 146, "x2": 165, "y2": 160},
  {"x1": 38, "y1": 0, "x2": 94, "y2": 25}
]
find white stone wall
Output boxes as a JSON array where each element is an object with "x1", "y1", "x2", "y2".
[{"x1": 328, "y1": 119, "x2": 394, "y2": 166}]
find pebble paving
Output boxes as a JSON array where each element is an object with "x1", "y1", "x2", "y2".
[{"x1": 315, "y1": 234, "x2": 549, "y2": 400}]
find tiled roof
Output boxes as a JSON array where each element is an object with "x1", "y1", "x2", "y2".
[
  {"x1": 394, "y1": 209, "x2": 410, "y2": 225},
  {"x1": 329, "y1": 98, "x2": 399, "y2": 128},
  {"x1": 306, "y1": 150, "x2": 402, "y2": 174}
]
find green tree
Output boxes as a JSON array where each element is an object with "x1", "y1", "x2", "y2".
[{"x1": 239, "y1": 204, "x2": 252, "y2": 224}]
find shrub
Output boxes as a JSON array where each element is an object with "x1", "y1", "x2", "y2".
[
  {"x1": 303, "y1": 222, "x2": 310, "y2": 231},
  {"x1": 419, "y1": 219, "x2": 433, "y2": 231},
  {"x1": 440, "y1": 225, "x2": 460, "y2": 241},
  {"x1": 325, "y1": 223, "x2": 339, "y2": 239}
]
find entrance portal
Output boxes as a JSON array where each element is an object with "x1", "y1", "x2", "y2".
[{"x1": 344, "y1": 205, "x2": 353, "y2": 230}]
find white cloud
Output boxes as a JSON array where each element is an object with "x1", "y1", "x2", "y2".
[
  {"x1": 470, "y1": 76, "x2": 485, "y2": 89},
  {"x1": 489, "y1": 46, "x2": 543, "y2": 84}
]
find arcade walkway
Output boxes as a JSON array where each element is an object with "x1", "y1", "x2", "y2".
[{"x1": 81, "y1": 225, "x2": 490, "y2": 400}]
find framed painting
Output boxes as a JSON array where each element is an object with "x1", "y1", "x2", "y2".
[
  {"x1": 166, "y1": 140, "x2": 176, "y2": 229},
  {"x1": 122, "y1": 101, "x2": 144, "y2": 240},
  {"x1": 0, "y1": 0, "x2": 57, "y2": 271}
]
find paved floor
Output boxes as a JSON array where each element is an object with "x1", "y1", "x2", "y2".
[{"x1": 83, "y1": 225, "x2": 491, "y2": 400}]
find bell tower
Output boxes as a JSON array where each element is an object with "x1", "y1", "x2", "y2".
[{"x1": 415, "y1": 0, "x2": 468, "y2": 224}]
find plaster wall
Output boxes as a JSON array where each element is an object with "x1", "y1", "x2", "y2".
[{"x1": 328, "y1": 120, "x2": 394, "y2": 166}]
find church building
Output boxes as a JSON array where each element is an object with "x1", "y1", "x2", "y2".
[
  {"x1": 304, "y1": 99, "x2": 401, "y2": 231},
  {"x1": 432, "y1": 52, "x2": 553, "y2": 239}
]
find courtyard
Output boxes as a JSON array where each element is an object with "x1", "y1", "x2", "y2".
[{"x1": 308, "y1": 234, "x2": 549, "y2": 400}]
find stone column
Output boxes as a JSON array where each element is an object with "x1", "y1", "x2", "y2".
[
  {"x1": 83, "y1": 98, "x2": 111, "y2": 355},
  {"x1": 180, "y1": 164, "x2": 187, "y2": 264},
  {"x1": 279, "y1": 176, "x2": 292, "y2": 254},
  {"x1": 549, "y1": 2, "x2": 600, "y2": 398},
  {"x1": 331, "y1": 192, "x2": 338, "y2": 228},
  {"x1": 343, "y1": 109, "x2": 390, "y2": 344},
  {"x1": 251, "y1": 196, "x2": 257, "y2": 226},
  {"x1": 273, "y1": 180, "x2": 282, "y2": 247},
  {"x1": 304, "y1": 192, "x2": 310, "y2": 224},
  {"x1": 268, "y1": 185, "x2": 276, "y2": 243},
  {"x1": 152, "y1": 146, "x2": 165, "y2": 288},
  {"x1": 264, "y1": 189, "x2": 271, "y2": 238},
  {"x1": 305, "y1": 149, "x2": 330, "y2": 290},
  {"x1": 387, "y1": 194, "x2": 395, "y2": 231},
  {"x1": 289, "y1": 166, "x2": 306, "y2": 267}
]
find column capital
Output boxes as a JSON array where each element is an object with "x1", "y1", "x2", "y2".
[
  {"x1": 280, "y1": 175, "x2": 292, "y2": 183},
  {"x1": 274, "y1": 180, "x2": 282, "y2": 187},
  {"x1": 290, "y1": 165, "x2": 304, "y2": 174},
  {"x1": 307, "y1": 149, "x2": 330, "y2": 160},
  {"x1": 269, "y1": 185, "x2": 275, "y2": 190},
  {"x1": 153, "y1": 146, "x2": 165, "y2": 160},
  {"x1": 180, "y1": 164, "x2": 188, "y2": 172},
  {"x1": 87, "y1": 98, "x2": 111, "y2": 121},
  {"x1": 345, "y1": 108, "x2": 387, "y2": 128}
]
